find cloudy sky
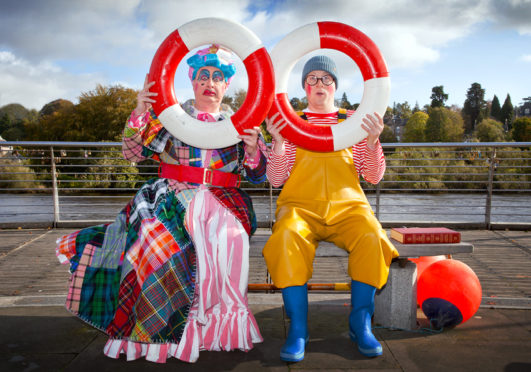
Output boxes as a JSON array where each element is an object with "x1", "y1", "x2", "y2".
[{"x1": 1, "y1": 0, "x2": 530, "y2": 111}]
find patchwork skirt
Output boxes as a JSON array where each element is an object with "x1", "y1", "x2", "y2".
[{"x1": 56, "y1": 179, "x2": 262, "y2": 363}]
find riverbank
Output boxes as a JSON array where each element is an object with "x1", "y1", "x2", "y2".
[{"x1": 1, "y1": 193, "x2": 531, "y2": 230}]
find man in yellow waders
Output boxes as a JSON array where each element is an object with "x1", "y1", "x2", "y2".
[{"x1": 264, "y1": 55, "x2": 399, "y2": 362}]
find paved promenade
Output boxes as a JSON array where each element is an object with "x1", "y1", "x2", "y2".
[{"x1": 0, "y1": 228, "x2": 530, "y2": 371}]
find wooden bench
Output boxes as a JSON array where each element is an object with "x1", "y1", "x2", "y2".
[{"x1": 248, "y1": 231, "x2": 474, "y2": 330}]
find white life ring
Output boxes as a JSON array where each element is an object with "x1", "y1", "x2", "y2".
[
  {"x1": 148, "y1": 17, "x2": 274, "y2": 149},
  {"x1": 268, "y1": 21, "x2": 390, "y2": 152}
]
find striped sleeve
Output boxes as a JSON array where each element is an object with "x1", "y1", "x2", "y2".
[
  {"x1": 266, "y1": 110, "x2": 386, "y2": 186},
  {"x1": 266, "y1": 139, "x2": 296, "y2": 187},
  {"x1": 352, "y1": 138, "x2": 386, "y2": 184}
]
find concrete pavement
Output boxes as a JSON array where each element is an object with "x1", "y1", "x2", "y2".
[{"x1": 0, "y1": 228, "x2": 530, "y2": 371}]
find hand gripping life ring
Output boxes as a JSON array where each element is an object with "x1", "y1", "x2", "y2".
[
  {"x1": 268, "y1": 22, "x2": 390, "y2": 152},
  {"x1": 148, "y1": 18, "x2": 274, "y2": 149}
]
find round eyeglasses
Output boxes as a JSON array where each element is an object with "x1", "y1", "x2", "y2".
[{"x1": 305, "y1": 74, "x2": 334, "y2": 86}]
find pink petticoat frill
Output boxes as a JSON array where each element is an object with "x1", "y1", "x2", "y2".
[{"x1": 103, "y1": 186, "x2": 263, "y2": 363}]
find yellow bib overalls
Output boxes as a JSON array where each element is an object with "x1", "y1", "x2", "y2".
[{"x1": 263, "y1": 113, "x2": 399, "y2": 290}]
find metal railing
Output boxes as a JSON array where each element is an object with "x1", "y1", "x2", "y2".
[{"x1": 1, "y1": 141, "x2": 530, "y2": 229}]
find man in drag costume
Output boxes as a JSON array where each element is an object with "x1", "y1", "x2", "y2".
[
  {"x1": 56, "y1": 45, "x2": 266, "y2": 363},
  {"x1": 264, "y1": 55, "x2": 399, "y2": 361}
]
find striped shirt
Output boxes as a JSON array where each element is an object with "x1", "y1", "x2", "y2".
[{"x1": 266, "y1": 110, "x2": 386, "y2": 187}]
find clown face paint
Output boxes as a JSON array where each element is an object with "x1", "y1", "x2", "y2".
[
  {"x1": 192, "y1": 66, "x2": 228, "y2": 113},
  {"x1": 305, "y1": 70, "x2": 336, "y2": 113}
]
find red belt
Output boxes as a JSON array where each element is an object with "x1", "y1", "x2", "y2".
[{"x1": 159, "y1": 163, "x2": 241, "y2": 187}]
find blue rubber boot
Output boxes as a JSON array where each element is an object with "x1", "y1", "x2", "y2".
[
  {"x1": 280, "y1": 284, "x2": 309, "y2": 362},
  {"x1": 349, "y1": 280, "x2": 383, "y2": 357}
]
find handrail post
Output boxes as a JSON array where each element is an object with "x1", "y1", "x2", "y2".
[
  {"x1": 375, "y1": 182, "x2": 381, "y2": 219},
  {"x1": 50, "y1": 146, "x2": 60, "y2": 227},
  {"x1": 485, "y1": 148, "x2": 496, "y2": 229},
  {"x1": 268, "y1": 181, "x2": 273, "y2": 230}
]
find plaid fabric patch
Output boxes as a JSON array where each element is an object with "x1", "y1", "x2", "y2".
[
  {"x1": 208, "y1": 186, "x2": 257, "y2": 235},
  {"x1": 126, "y1": 217, "x2": 181, "y2": 287},
  {"x1": 133, "y1": 249, "x2": 194, "y2": 343},
  {"x1": 90, "y1": 213, "x2": 127, "y2": 269},
  {"x1": 67, "y1": 224, "x2": 108, "y2": 273},
  {"x1": 105, "y1": 270, "x2": 140, "y2": 338},
  {"x1": 66, "y1": 243, "x2": 96, "y2": 313},
  {"x1": 56, "y1": 230, "x2": 80, "y2": 263},
  {"x1": 122, "y1": 130, "x2": 145, "y2": 162},
  {"x1": 127, "y1": 178, "x2": 169, "y2": 231},
  {"x1": 78, "y1": 265, "x2": 121, "y2": 328}
]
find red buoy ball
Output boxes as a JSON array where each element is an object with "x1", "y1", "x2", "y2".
[
  {"x1": 417, "y1": 259, "x2": 482, "y2": 329},
  {"x1": 410, "y1": 255, "x2": 446, "y2": 305}
]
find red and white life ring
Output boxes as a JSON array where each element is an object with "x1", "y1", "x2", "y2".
[
  {"x1": 148, "y1": 18, "x2": 274, "y2": 149},
  {"x1": 268, "y1": 21, "x2": 390, "y2": 152}
]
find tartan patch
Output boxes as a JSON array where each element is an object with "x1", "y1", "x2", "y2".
[
  {"x1": 126, "y1": 217, "x2": 181, "y2": 287},
  {"x1": 90, "y1": 213, "x2": 128, "y2": 269},
  {"x1": 66, "y1": 243, "x2": 96, "y2": 313},
  {"x1": 105, "y1": 270, "x2": 140, "y2": 338},
  {"x1": 134, "y1": 249, "x2": 195, "y2": 343},
  {"x1": 66, "y1": 224, "x2": 108, "y2": 272},
  {"x1": 78, "y1": 265, "x2": 121, "y2": 328},
  {"x1": 56, "y1": 230, "x2": 80, "y2": 264}
]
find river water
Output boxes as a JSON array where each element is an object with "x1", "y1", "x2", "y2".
[{"x1": 1, "y1": 193, "x2": 530, "y2": 225}]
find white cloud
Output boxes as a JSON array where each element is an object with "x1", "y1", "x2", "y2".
[
  {"x1": 0, "y1": 51, "x2": 102, "y2": 110},
  {"x1": 521, "y1": 54, "x2": 531, "y2": 62},
  {"x1": 1, "y1": 0, "x2": 530, "y2": 109}
]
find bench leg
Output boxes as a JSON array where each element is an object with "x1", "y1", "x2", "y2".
[{"x1": 374, "y1": 260, "x2": 417, "y2": 330}]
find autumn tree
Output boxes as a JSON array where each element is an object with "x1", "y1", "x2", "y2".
[
  {"x1": 462, "y1": 82, "x2": 487, "y2": 134},
  {"x1": 430, "y1": 85, "x2": 448, "y2": 108},
  {"x1": 474, "y1": 119, "x2": 506, "y2": 142},
  {"x1": 511, "y1": 117, "x2": 531, "y2": 142},
  {"x1": 403, "y1": 111, "x2": 429, "y2": 142},
  {"x1": 27, "y1": 85, "x2": 137, "y2": 142},
  {"x1": 426, "y1": 107, "x2": 464, "y2": 142}
]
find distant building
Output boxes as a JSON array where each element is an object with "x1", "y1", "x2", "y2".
[
  {"x1": 517, "y1": 97, "x2": 531, "y2": 117},
  {"x1": 0, "y1": 135, "x2": 13, "y2": 157}
]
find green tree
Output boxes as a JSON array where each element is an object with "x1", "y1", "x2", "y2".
[
  {"x1": 340, "y1": 92, "x2": 352, "y2": 109},
  {"x1": 500, "y1": 94, "x2": 514, "y2": 131},
  {"x1": 511, "y1": 117, "x2": 531, "y2": 142},
  {"x1": 290, "y1": 97, "x2": 306, "y2": 111},
  {"x1": 403, "y1": 111, "x2": 429, "y2": 142},
  {"x1": 473, "y1": 119, "x2": 506, "y2": 142},
  {"x1": 0, "y1": 103, "x2": 37, "y2": 140},
  {"x1": 490, "y1": 95, "x2": 502, "y2": 121},
  {"x1": 380, "y1": 124, "x2": 397, "y2": 143},
  {"x1": 462, "y1": 82, "x2": 486, "y2": 134},
  {"x1": 430, "y1": 85, "x2": 448, "y2": 108},
  {"x1": 426, "y1": 107, "x2": 464, "y2": 142}
]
